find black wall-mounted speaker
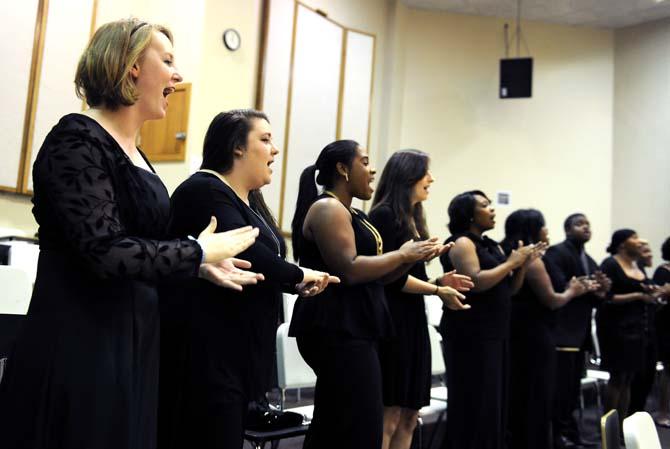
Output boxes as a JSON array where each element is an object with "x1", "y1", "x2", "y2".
[{"x1": 500, "y1": 58, "x2": 533, "y2": 99}]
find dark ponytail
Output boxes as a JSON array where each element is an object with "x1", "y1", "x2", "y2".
[{"x1": 291, "y1": 140, "x2": 359, "y2": 262}]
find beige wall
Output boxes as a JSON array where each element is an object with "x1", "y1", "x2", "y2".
[
  {"x1": 2, "y1": 0, "x2": 667, "y2": 277},
  {"x1": 390, "y1": 10, "x2": 614, "y2": 276},
  {"x1": 613, "y1": 19, "x2": 670, "y2": 269},
  {"x1": 0, "y1": 0, "x2": 390, "y2": 237}
]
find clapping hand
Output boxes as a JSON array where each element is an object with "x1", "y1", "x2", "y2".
[
  {"x1": 399, "y1": 238, "x2": 442, "y2": 263},
  {"x1": 437, "y1": 270, "x2": 474, "y2": 292},
  {"x1": 426, "y1": 241, "x2": 455, "y2": 261},
  {"x1": 436, "y1": 285, "x2": 470, "y2": 311},
  {"x1": 197, "y1": 217, "x2": 259, "y2": 263},
  {"x1": 199, "y1": 257, "x2": 264, "y2": 291},
  {"x1": 296, "y1": 268, "x2": 341, "y2": 298}
]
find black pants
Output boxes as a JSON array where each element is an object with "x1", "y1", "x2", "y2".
[
  {"x1": 553, "y1": 350, "x2": 583, "y2": 442},
  {"x1": 297, "y1": 333, "x2": 383, "y2": 449},
  {"x1": 442, "y1": 337, "x2": 510, "y2": 449}
]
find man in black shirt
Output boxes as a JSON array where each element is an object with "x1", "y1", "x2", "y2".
[{"x1": 544, "y1": 213, "x2": 611, "y2": 449}]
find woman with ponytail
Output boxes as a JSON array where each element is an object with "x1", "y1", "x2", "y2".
[
  {"x1": 159, "y1": 109, "x2": 339, "y2": 449},
  {"x1": 368, "y1": 150, "x2": 472, "y2": 449},
  {"x1": 289, "y1": 141, "x2": 443, "y2": 449}
]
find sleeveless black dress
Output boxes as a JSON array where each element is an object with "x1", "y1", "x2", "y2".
[
  {"x1": 0, "y1": 114, "x2": 202, "y2": 449},
  {"x1": 597, "y1": 256, "x2": 652, "y2": 374},
  {"x1": 439, "y1": 232, "x2": 512, "y2": 449},
  {"x1": 289, "y1": 197, "x2": 394, "y2": 449},
  {"x1": 369, "y1": 204, "x2": 431, "y2": 410},
  {"x1": 508, "y1": 273, "x2": 556, "y2": 449}
]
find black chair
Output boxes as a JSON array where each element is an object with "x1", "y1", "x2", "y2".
[{"x1": 244, "y1": 424, "x2": 309, "y2": 449}]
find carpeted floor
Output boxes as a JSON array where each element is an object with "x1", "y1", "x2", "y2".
[{"x1": 250, "y1": 382, "x2": 670, "y2": 449}]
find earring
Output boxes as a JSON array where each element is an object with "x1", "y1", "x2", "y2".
[{"x1": 344, "y1": 173, "x2": 349, "y2": 182}]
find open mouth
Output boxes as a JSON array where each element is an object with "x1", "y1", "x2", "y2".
[{"x1": 163, "y1": 87, "x2": 175, "y2": 98}]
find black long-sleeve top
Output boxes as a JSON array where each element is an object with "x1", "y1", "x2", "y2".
[
  {"x1": 165, "y1": 171, "x2": 304, "y2": 397},
  {"x1": 543, "y1": 239, "x2": 600, "y2": 348}
]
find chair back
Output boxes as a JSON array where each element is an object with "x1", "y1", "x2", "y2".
[
  {"x1": 424, "y1": 294, "x2": 443, "y2": 328},
  {"x1": 600, "y1": 409, "x2": 620, "y2": 449},
  {"x1": 0, "y1": 265, "x2": 32, "y2": 315},
  {"x1": 282, "y1": 293, "x2": 298, "y2": 323},
  {"x1": 427, "y1": 324, "x2": 445, "y2": 376},
  {"x1": 623, "y1": 411, "x2": 662, "y2": 449},
  {"x1": 276, "y1": 323, "x2": 316, "y2": 390}
]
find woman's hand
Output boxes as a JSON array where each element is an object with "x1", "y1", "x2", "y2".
[
  {"x1": 437, "y1": 270, "x2": 474, "y2": 292},
  {"x1": 399, "y1": 238, "x2": 441, "y2": 263},
  {"x1": 197, "y1": 217, "x2": 259, "y2": 263},
  {"x1": 296, "y1": 267, "x2": 341, "y2": 297},
  {"x1": 436, "y1": 285, "x2": 470, "y2": 311},
  {"x1": 424, "y1": 241, "x2": 455, "y2": 261},
  {"x1": 198, "y1": 257, "x2": 264, "y2": 291}
]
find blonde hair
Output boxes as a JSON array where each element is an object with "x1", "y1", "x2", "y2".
[{"x1": 75, "y1": 18, "x2": 173, "y2": 109}]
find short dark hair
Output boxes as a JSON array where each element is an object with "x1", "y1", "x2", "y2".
[
  {"x1": 563, "y1": 213, "x2": 585, "y2": 232},
  {"x1": 501, "y1": 209, "x2": 545, "y2": 254},
  {"x1": 201, "y1": 109, "x2": 269, "y2": 174},
  {"x1": 447, "y1": 190, "x2": 488, "y2": 235},
  {"x1": 662, "y1": 237, "x2": 670, "y2": 261},
  {"x1": 201, "y1": 109, "x2": 279, "y2": 239}
]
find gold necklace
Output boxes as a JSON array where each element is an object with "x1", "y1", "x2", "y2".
[{"x1": 323, "y1": 190, "x2": 383, "y2": 255}]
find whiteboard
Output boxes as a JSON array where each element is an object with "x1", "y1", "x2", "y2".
[
  {"x1": 260, "y1": 0, "x2": 294, "y2": 222},
  {"x1": 340, "y1": 31, "x2": 374, "y2": 149},
  {"x1": 0, "y1": 0, "x2": 39, "y2": 190},
  {"x1": 27, "y1": 0, "x2": 94, "y2": 191},
  {"x1": 280, "y1": 4, "x2": 343, "y2": 232}
]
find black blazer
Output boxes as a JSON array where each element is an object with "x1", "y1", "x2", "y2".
[{"x1": 544, "y1": 239, "x2": 600, "y2": 348}]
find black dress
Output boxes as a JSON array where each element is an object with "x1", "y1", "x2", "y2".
[
  {"x1": 369, "y1": 204, "x2": 431, "y2": 411},
  {"x1": 289, "y1": 197, "x2": 394, "y2": 449},
  {"x1": 654, "y1": 266, "x2": 670, "y2": 363},
  {"x1": 596, "y1": 256, "x2": 651, "y2": 374},
  {"x1": 159, "y1": 172, "x2": 304, "y2": 449},
  {"x1": 0, "y1": 114, "x2": 202, "y2": 449},
  {"x1": 439, "y1": 232, "x2": 511, "y2": 449},
  {"x1": 508, "y1": 275, "x2": 556, "y2": 449}
]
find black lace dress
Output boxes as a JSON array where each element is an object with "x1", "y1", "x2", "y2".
[{"x1": 0, "y1": 114, "x2": 202, "y2": 449}]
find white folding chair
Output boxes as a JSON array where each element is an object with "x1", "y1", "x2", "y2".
[
  {"x1": 623, "y1": 411, "x2": 662, "y2": 449},
  {"x1": 424, "y1": 295, "x2": 443, "y2": 328},
  {"x1": 3, "y1": 240, "x2": 39, "y2": 283},
  {"x1": 0, "y1": 265, "x2": 33, "y2": 315},
  {"x1": 282, "y1": 293, "x2": 298, "y2": 324},
  {"x1": 275, "y1": 322, "x2": 316, "y2": 421}
]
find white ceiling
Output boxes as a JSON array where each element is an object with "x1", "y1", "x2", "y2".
[{"x1": 401, "y1": 0, "x2": 670, "y2": 28}]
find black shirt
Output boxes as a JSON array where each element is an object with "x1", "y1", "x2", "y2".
[
  {"x1": 544, "y1": 239, "x2": 599, "y2": 348},
  {"x1": 166, "y1": 172, "x2": 303, "y2": 397},
  {"x1": 289, "y1": 196, "x2": 394, "y2": 339},
  {"x1": 440, "y1": 232, "x2": 512, "y2": 340}
]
